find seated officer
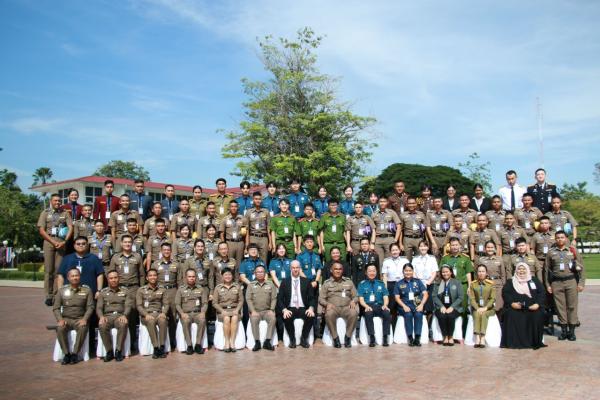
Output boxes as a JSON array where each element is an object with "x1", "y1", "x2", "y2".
[
  {"x1": 245, "y1": 265, "x2": 277, "y2": 351},
  {"x1": 136, "y1": 269, "x2": 169, "y2": 359},
  {"x1": 97, "y1": 270, "x2": 131, "y2": 362},
  {"x1": 53, "y1": 267, "x2": 94, "y2": 365},
  {"x1": 151, "y1": 243, "x2": 180, "y2": 348},
  {"x1": 319, "y1": 262, "x2": 359, "y2": 348},
  {"x1": 175, "y1": 268, "x2": 209, "y2": 355},
  {"x1": 358, "y1": 264, "x2": 391, "y2": 347}
]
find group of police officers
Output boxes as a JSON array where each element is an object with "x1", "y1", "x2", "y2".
[{"x1": 39, "y1": 168, "x2": 585, "y2": 364}]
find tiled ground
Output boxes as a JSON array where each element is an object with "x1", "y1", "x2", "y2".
[{"x1": 1, "y1": 286, "x2": 599, "y2": 400}]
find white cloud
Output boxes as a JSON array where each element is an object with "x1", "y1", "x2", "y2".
[{"x1": 7, "y1": 117, "x2": 64, "y2": 133}]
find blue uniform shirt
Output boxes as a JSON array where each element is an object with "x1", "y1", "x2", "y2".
[
  {"x1": 239, "y1": 257, "x2": 266, "y2": 281},
  {"x1": 357, "y1": 279, "x2": 388, "y2": 306},
  {"x1": 58, "y1": 253, "x2": 104, "y2": 294},
  {"x1": 339, "y1": 199, "x2": 355, "y2": 218},
  {"x1": 287, "y1": 192, "x2": 310, "y2": 219},
  {"x1": 236, "y1": 195, "x2": 252, "y2": 216},
  {"x1": 268, "y1": 257, "x2": 292, "y2": 281},
  {"x1": 261, "y1": 196, "x2": 281, "y2": 217},
  {"x1": 364, "y1": 204, "x2": 378, "y2": 217},
  {"x1": 296, "y1": 250, "x2": 322, "y2": 281},
  {"x1": 312, "y1": 198, "x2": 329, "y2": 219},
  {"x1": 393, "y1": 278, "x2": 427, "y2": 308}
]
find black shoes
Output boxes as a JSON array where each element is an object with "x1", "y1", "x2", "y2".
[
  {"x1": 104, "y1": 350, "x2": 114, "y2": 362},
  {"x1": 44, "y1": 298, "x2": 53, "y2": 307},
  {"x1": 194, "y1": 344, "x2": 204, "y2": 354},
  {"x1": 186, "y1": 345, "x2": 194, "y2": 355},
  {"x1": 69, "y1": 354, "x2": 79, "y2": 364},
  {"x1": 288, "y1": 339, "x2": 297, "y2": 348},
  {"x1": 152, "y1": 347, "x2": 160, "y2": 359},
  {"x1": 344, "y1": 336, "x2": 352, "y2": 348},
  {"x1": 61, "y1": 354, "x2": 71, "y2": 365},
  {"x1": 263, "y1": 339, "x2": 274, "y2": 351},
  {"x1": 382, "y1": 335, "x2": 389, "y2": 347},
  {"x1": 159, "y1": 345, "x2": 167, "y2": 358},
  {"x1": 414, "y1": 336, "x2": 421, "y2": 347},
  {"x1": 568, "y1": 325, "x2": 577, "y2": 341},
  {"x1": 115, "y1": 350, "x2": 124, "y2": 362},
  {"x1": 333, "y1": 337, "x2": 342, "y2": 348},
  {"x1": 408, "y1": 336, "x2": 415, "y2": 347},
  {"x1": 300, "y1": 337, "x2": 310, "y2": 348},
  {"x1": 559, "y1": 325, "x2": 568, "y2": 340},
  {"x1": 253, "y1": 340, "x2": 262, "y2": 351}
]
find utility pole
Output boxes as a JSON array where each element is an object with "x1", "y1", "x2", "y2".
[{"x1": 537, "y1": 97, "x2": 544, "y2": 168}]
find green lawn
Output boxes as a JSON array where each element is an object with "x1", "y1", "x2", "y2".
[{"x1": 582, "y1": 254, "x2": 600, "y2": 279}]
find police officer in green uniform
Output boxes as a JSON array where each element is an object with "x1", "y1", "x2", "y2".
[
  {"x1": 295, "y1": 203, "x2": 320, "y2": 254},
  {"x1": 269, "y1": 199, "x2": 297, "y2": 258},
  {"x1": 319, "y1": 199, "x2": 347, "y2": 263}
]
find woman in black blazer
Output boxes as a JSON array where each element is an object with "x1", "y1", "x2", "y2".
[{"x1": 470, "y1": 183, "x2": 491, "y2": 214}]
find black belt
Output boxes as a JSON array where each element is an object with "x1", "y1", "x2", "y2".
[
  {"x1": 250, "y1": 233, "x2": 268, "y2": 238},
  {"x1": 122, "y1": 284, "x2": 139, "y2": 288},
  {"x1": 324, "y1": 241, "x2": 344, "y2": 245},
  {"x1": 552, "y1": 275, "x2": 575, "y2": 282},
  {"x1": 433, "y1": 233, "x2": 446, "y2": 237},
  {"x1": 377, "y1": 234, "x2": 393, "y2": 238},
  {"x1": 278, "y1": 237, "x2": 293, "y2": 242},
  {"x1": 227, "y1": 238, "x2": 244, "y2": 242},
  {"x1": 504, "y1": 250, "x2": 517, "y2": 255},
  {"x1": 404, "y1": 234, "x2": 422, "y2": 239},
  {"x1": 161, "y1": 284, "x2": 176, "y2": 289}
]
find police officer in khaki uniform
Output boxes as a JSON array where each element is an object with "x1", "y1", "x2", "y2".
[
  {"x1": 136, "y1": 268, "x2": 169, "y2": 359},
  {"x1": 39, "y1": 193, "x2": 73, "y2": 305},
  {"x1": 545, "y1": 230, "x2": 585, "y2": 341},
  {"x1": 97, "y1": 270, "x2": 131, "y2": 362},
  {"x1": 345, "y1": 201, "x2": 376, "y2": 255},
  {"x1": 196, "y1": 201, "x2": 219, "y2": 239},
  {"x1": 115, "y1": 218, "x2": 145, "y2": 256},
  {"x1": 469, "y1": 214, "x2": 501, "y2": 263},
  {"x1": 173, "y1": 225, "x2": 194, "y2": 262},
  {"x1": 319, "y1": 262, "x2": 359, "y2": 348},
  {"x1": 244, "y1": 191, "x2": 271, "y2": 262},
  {"x1": 210, "y1": 242, "x2": 237, "y2": 291},
  {"x1": 151, "y1": 243, "x2": 180, "y2": 348},
  {"x1": 425, "y1": 197, "x2": 453, "y2": 259},
  {"x1": 53, "y1": 267, "x2": 94, "y2": 364},
  {"x1": 476, "y1": 242, "x2": 507, "y2": 312},
  {"x1": 452, "y1": 194, "x2": 478, "y2": 230},
  {"x1": 546, "y1": 196, "x2": 578, "y2": 246},
  {"x1": 144, "y1": 218, "x2": 171, "y2": 270},
  {"x1": 204, "y1": 226, "x2": 221, "y2": 263},
  {"x1": 209, "y1": 178, "x2": 234, "y2": 221},
  {"x1": 212, "y1": 268, "x2": 244, "y2": 352},
  {"x1": 485, "y1": 195, "x2": 506, "y2": 233},
  {"x1": 372, "y1": 197, "x2": 401, "y2": 263},
  {"x1": 175, "y1": 268, "x2": 209, "y2": 354},
  {"x1": 399, "y1": 197, "x2": 426, "y2": 261},
  {"x1": 245, "y1": 265, "x2": 277, "y2": 351},
  {"x1": 499, "y1": 213, "x2": 528, "y2": 268},
  {"x1": 143, "y1": 202, "x2": 163, "y2": 239},
  {"x1": 530, "y1": 216, "x2": 555, "y2": 263},
  {"x1": 189, "y1": 185, "x2": 207, "y2": 222},
  {"x1": 73, "y1": 204, "x2": 93, "y2": 240},
  {"x1": 511, "y1": 237, "x2": 542, "y2": 281},
  {"x1": 388, "y1": 181, "x2": 409, "y2": 215},
  {"x1": 514, "y1": 193, "x2": 543, "y2": 238},
  {"x1": 444, "y1": 215, "x2": 471, "y2": 255},
  {"x1": 88, "y1": 220, "x2": 112, "y2": 268},
  {"x1": 170, "y1": 199, "x2": 195, "y2": 242},
  {"x1": 219, "y1": 200, "x2": 247, "y2": 270},
  {"x1": 180, "y1": 239, "x2": 210, "y2": 288},
  {"x1": 107, "y1": 234, "x2": 144, "y2": 353},
  {"x1": 108, "y1": 194, "x2": 143, "y2": 247}
]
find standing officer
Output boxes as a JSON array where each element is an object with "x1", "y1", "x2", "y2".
[
  {"x1": 89, "y1": 219, "x2": 112, "y2": 268},
  {"x1": 527, "y1": 168, "x2": 559, "y2": 213},
  {"x1": 160, "y1": 184, "x2": 179, "y2": 223},
  {"x1": 545, "y1": 231, "x2": 585, "y2": 341},
  {"x1": 196, "y1": 202, "x2": 219, "y2": 239},
  {"x1": 136, "y1": 268, "x2": 169, "y2": 359},
  {"x1": 261, "y1": 182, "x2": 281, "y2": 217},
  {"x1": 92, "y1": 180, "x2": 119, "y2": 227},
  {"x1": 358, "y1": 264, "x2": 391, "y2": 347},
  {"x1": 73, "y1": 204, "x2": 94, "y2": 240},
  {"x1": 246, "y1": 265, "x2": 277, "y2": 351},
  {"x1": 339, "y1": 185, "x2": 355, "y2": 218},
  {"x1": 129, "y1": 180, "x2": 153, "y2": 221},
  {"x1": 530, "y1": 216, "x2": 556, "y2": 262},
  {"x1": 53, "y1": 267, "x2": 94, "y2": 364},
  {"x1": 239, "y1": 244, "x2": 267, "y2": 326},
  {"x1": 485, "y1": 196, "x2": 506, "y2": 233},
  {"x1": 499, "y1": 213, "x2": 528, "y2": 268},
  {"x1": 388, "y1": 180, "x2": 409, "y2": 215},
  {"x1": 319, "y1": 199, "x2": 347, "y2": 263},
  {"x1": 210, "y1": 242, "x2": 237, "y2": 291},
  {"x1": 514, "y1": 193, "x2": 543, "y2": 238},
  {"x1": 511, "y1": 237, "x2": 542, "y2": 281},
  {"x1": 287, "y1": 179, "x2": 310, "y2": 219},
  {"x1": 440, "y1": 237, "x2": 473, "y2": 320},
  {"x1": 169, "y1": 199, "x2": 195, "y2": 241},
  {"x1": 61, "y1": 189, "x2": 82, "y2": 221},
  {"x1": 97, "y1": 270, "x2": 131, "y2": 362},
  {"x1": 372, "y1": 196, "x2": 401, "y2": 263},
  {"x1": 295, "y1": 203, "x2": 320, "y2": 254},
  {"x1": 236, "y1": 181, "x2": 253, "y2": 216},
  {"x1": 320, "y1": 262, "x2": 359, "y2": 348},
  {"x1": 180, "y1": 239, "x2": 210, "y2": 289},
  {"x1": 109, "y1": 194, "x2": 143, "y2": 247},
  {"x1": 115, "y1": 218, "x2": 145, "y2": 255},
  {"x1": 350, "y1": 238, "x2": 379, "y2": 288},
  {"x1": 452, "y1": 194, "x2": 478, "y2": 230},
  {"x1": 399, "y1": 197, "x2": 426, "y2": 261},
  {"x1": 175, "y1": 268, "x2": 209, "y2": 354},
  {"x1": 498, "y1": 170, "x2": 526, "y2": 211},
  {"x1": 143, "y1": 202, "x2": 164, "y2": 239},
  {"x1": 209, "y1": 178, "x2": 234, "y2": 220},
  {"x1": 173, "y1": 225, "x2": 194, "y2": 262},
  {"x1": 219, "y1": 200, "x2": 247, "y2": 270},
  {"x1": 425, "y1": 197, "x2": 453, "y2": 259},
  {"x1": 269, "y1": 199, "x2": 297, "y2": 258},
  {"x1": 189, "y1": 185, "x2": 207, "y2": 222},
  {"x1": 108, "y1": 234, "x2": 144, "y2": 353},
  {"x1": 244, "y1": 191, "x2": 271, "y2": 262},
  {"x1": 345, "y1": 201, "x2": 376, "y2": 255},
  {"x1": 38, "y1": 193, "x2": 73, "y2": 305},
  {"x1": 546, "y1": 196, "x2": 578, "y2": 246},
  {"x1": 144, "y1": 218, "x2": 170, "y2": 270},
  {"x1": 444, "y1": 215, "x2": 471, "y2": 254},
  {"x1": 312, "y1": 186, "x2": 330, "y2": 219},
  {"x1": 151, "y1": 243, "x2": 180, "y2": 348},
  {"x1": 469, "y1": 214, "x2": 501, "y2": 263},
  {"x1": 364, "y1": 192, "x2": 379, "y2": 216}
]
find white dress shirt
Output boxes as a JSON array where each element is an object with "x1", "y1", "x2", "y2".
[
  {"x1": 412, "y1": 254, "x2": 438, "y2": 285},
  {"x1": 498, "y1": 184, "x2": 526, "y2": 210},
  {"x1": 381, "y1": 256, "x2": 410, "y2": 282},
  {"x1": 289, "y1": 276, "x2": 304, "y2": 308}
]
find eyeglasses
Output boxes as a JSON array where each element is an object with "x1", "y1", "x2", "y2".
[{"x1": 75, "y1": 242, "x2": 87, "y2": 246}]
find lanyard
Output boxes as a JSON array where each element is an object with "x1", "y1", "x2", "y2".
[
  {"x1": 479, "y1": 284, "x2": 483, "y2": 300},
  {"x1": 444, "y1": 282, "x2": 450, "y2": 296},
  {"x1": 94, "y1": 234, "x2": 107, "y2": 251}
]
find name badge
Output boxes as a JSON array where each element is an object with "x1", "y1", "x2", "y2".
[
  {"x1": 195, "y1": 299, "x2": 200, "y2": 306},
  {"x1": 559, "y1": 263, "x2": 565, "y2": 271},
  {"x1": 186, "y1": 254, "x2": 190, "y2": 259},
  {"x1": 232, "y1": 232, "x2": 237, "y2": 240},
  {"x1": 479, "y1": 298, "x2": 484, "y2": 307},
  {"x1": 478, "y1": 244, "x2": 484, "y2": 252},
  {"x1": 332, "y1": 224, "x2": 337, "y2": 233},
  {"x1": 50, "y1": 227, "x2": 58, "y2": 235},
  {"x1": 64, "y1": 289, "x2": 71, "y2": 297},
  {"x1": 543, "y1": 246, "x2": 548, "y2": 254},
  {"x1": 132, "y1": 244, "x2": 137, "y2": 252},
  {"x1": 105, "y1": 211, "x2": 111, "y2": 219},
  {"x1": 209, "y1": 253, "x2": 214, "y2": 260},
  {"x1": 452, "y1": 267, "x2": 457, "y2": 277},
  {"x1": 358, "y1": 228, "x2": 364, "y2": 235},
  {"x1": 462, "y1": 222, "x2": 467, "y2": 229},
  {"x1": 400, "y1": 207, "x2": 404, "y2": 214},
  {"x1": 412, "y1": 223, "x2": 418, "y2": 231},
  {"x1": 138, "y1": 207, "x2": 144, "y2": 214},
  {"x1": 270, "y1": 211, "x2": 274, "y2": 217},
  {"x1": 281, "y1": 271, "x2": 286, "y2": 279},
  {"x1": 495, "y1": 223, "x2": 500, "y2": 231},
  {"x1": 311, "y1": 268, "x2": 316, "y2": 276},
  {"x1": 284, "y1": 226, "x2": 289, "y2": 234},
  {"x1": 341, "y1": 290, "x2": 346, "y2": 298},
  {"x1": 97, "y1": 252, "x2": 103, "y2": 259},
  {"x1": 77, "y1": 266, "x2": 82, "y2": 273},
  {"x1": 369, "y1": 294, "x2": 375, "y2": 302},
  {"x1": 255, "y1": 222, "x2": 260, "y2": 230},
  {"x1": 219, "y1": 206, "x2": 224, "y2": 214},
  {"x1": 165, "y1": 273, "x2": 170, "y2": 281},
  {"x1": 144, "y1": 300, "x2": 149, "y2": 308},
  {"x1": 435, "y1": 223, "x2": 440, "y2": 231},
  {"x1": 294, "y1": 205, "x2": 300, "y2": 213},
  {"x1": 198, "y1": 272, "x2": 203, "y2": 280},
  {"x1": 380, "y1": 223, "x2": 385, "y2": 231},
  {"x1": 444, "y1": 295, "x2": 450, "y2": 304},
  {"x1": 123, "y1": 265, "x2": 129, "y2": 274},
  {"x1": 169, "y1": 214, "x2": 173, "y2": 220},
  {"x1": 308, "y1": 229, "x2": 314, "y2": 235},
  {"x1": 408, "y1": 292, "x2": 415, "y2": 300},
  {"x1": 525, "y1": 221, "x2": 531, "y2": 229},
  {"x1": 529, "y1": 281, "x2": 537, "y2": 290},
  {"x1": 509, "y1": 240, "x2": 515, "y2": 248}
]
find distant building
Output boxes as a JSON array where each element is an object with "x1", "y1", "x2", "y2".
[{"x1": 30, "y1": 176, "x2": 265, "y2": 205}]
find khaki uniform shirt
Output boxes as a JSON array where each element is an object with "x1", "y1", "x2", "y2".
[
  {"x1": 544, "y1": 246, "x2": 585, "y2": 287},
  {"x1": 53, "y1": 285, "x2": 94, "y2": 321},
  {"x1": 136, "y1": 285, "x2": 168, "y2": 316},
  {"x1": 37, "y1": 208, "x2": 73, "y2": 242},
  {"x1": 345, "y1": 214, "x2": 375, "y2": 241},
  {"x1": 319, "y1": 277, "x2": 357, "y2": 307},
  {"x1": 530, "y1": 231, "x2": 555, "y2": 260},
  {"x1": 514, "y1": 207, "x2": 543, "y2": 236},
  {"x1": 426, "y1": 209, "x2": 453, "y2": 236},
  {"x1": 245, "y1": 280, "x2": 277, "y2": 313},
  {"x1": 170, "y1": 212, "x2": 195, "y2": 236},
  {"x1": 97, "y1": 286, "x2": 131, "y2": 317},
  {"x1": 452, "y1": 208, "x2": 478, "y2": 229},
  {"x1": 109, "y1": 209, "x2": 142, "y2": 237},
  {"x1": 499, "y1": 226, "x2": 528, "y2": 253},
  {"x1": 73, "y1": 218, "x2": 93, "y2": 240},
  {"x1": 88, "y1": 234, "x2": 112, "y2": 264},
  {"x1": 469, "y1": 229, "x2": 500, "y2": 253},
  {"x1": 244, "y1": 208, "x2": 270, "y2": 236},
  {"x1": 175, "y1": 284, "x2": 208, "y2": 315},
  {"x1": 151, "y1": 259, "x2": 180, "y2": 287},
  {"x1": 212, "y1": 283, "x2": 243, "y2": 314},
  {"x1": 145, "y1": 234, "x2": 171, "y2": 262},
  {"x1": 372, "y1": 209, "x2": 401, "y2": 237},
  {"x1": 208, "y1": 193, "x2": 234, "y2": 219},
  {"x1": 196, "y1": 214, "x2": 220, "y2": 239},
  {"x1": 108, "y1": 252, "x2": 144, "y2": 286},
  {"x1": 219, "y1": 214, "x2": 246, "y2": 241},
  {"x1": 399, "y1": 210, "x2": 426, "y2": 237},
  {"x1": 179, "y1": 256, "x2": 210, "y2": 287}
]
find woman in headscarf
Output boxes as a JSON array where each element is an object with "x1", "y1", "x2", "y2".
[
  {"x1": 500, "y1": 262, "x2": 546, "y2": 349},
  {"x1": 468, "y1": 265, "x2": 496, "y2": 348}
]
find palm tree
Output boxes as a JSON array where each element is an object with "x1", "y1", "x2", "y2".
[{"x1": 32, "y1": 167, "x2": 53, "y2": 208}]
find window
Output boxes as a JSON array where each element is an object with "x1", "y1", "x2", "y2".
[
  {"x1": 85, "y1": 186, "x2": 102, "y2": 204},
  {"x1": 149, "y1": 192, "x2": 164, "y2": 202},
  {"x1": 58, "y1": 188, "x2": 73, "y2": 204}
]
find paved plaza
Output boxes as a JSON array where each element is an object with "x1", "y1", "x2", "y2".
[{"x1": 0, "y1": 286, "x2": 599, "y2": 400}]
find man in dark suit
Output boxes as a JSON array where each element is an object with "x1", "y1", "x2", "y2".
[
  {"x1": 277, "y1": 260, "x2": 316, "y2": 348},
  {"x1": 442, "y1": 185, "x2": 460, "y2": 211},
  {"x1": 129, "y1": 179, "x2": 153, "y2": 221},
  {"x1": 527, "y1": 168, "x2": 559, "y2": 214},
  {"x1": 92, "y1": 180, "x2": 119, "y2": 227},
  {"x1": 160, "y1": 184, "x2": 180, "y2": 223}
]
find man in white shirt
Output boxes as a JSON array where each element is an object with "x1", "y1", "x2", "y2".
[{"x1": 498, "y1": 170, "x2": 526, "y2": 211}]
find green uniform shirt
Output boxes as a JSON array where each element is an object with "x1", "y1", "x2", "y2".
[
  {"x1": 295, "y1": 217, "x2": 320, "y2": 239},
  {"x1": 269, "y1": 213, "x2": 296, "y2": 240},
  {"x1": 318, "y1": 213, "x2": 346, "y2": 243},
  {"x1": 439, "y1": 254, "x2": 474, "y2": 284}
]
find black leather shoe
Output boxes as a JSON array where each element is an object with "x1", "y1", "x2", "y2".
[
  {"x1": 559, "y1": 325, "x2": 568, "y2": 340},
  {"x1": 69, "y1": 354, "x2": 79, "y2": 364},
  {"x1": 194, "y1": 344, "x2": 203, "y2": 354},
  {"x1": 62, "y1": 354, "x2": 71, "y2": 365},
  {"x1": 414, "y1": 336, "x2": 421, "y2": 347},
  {"x1": 289, "y1": 339, "x2": 296, "y2": 349},
  {"x1": 344, "y1": 336, "x2": 352, "y2": 348},
  {"x1": 369, "y1": 335, "x2": 376, "y2": 347},
  {"x1": 223, "y1": 348, "x2": 231, "y2": 353},
  {"x1": 186, "y1": 346, "x2": 194, "y2": 355},
  {"x1": 252, "y1": 340, "x2": 261, "y2": 352},
  {"x1": 45, "y1": 298, "x2": 53, "y2": 307},
  {"x1": 333, "y1": 338, "x2": 342, "y2": 348},
  {"x1": 159, "y1": 346, "x2": 167, "y2": 358},
  {"x1": 382, "y1": 335, "x2": 389, "y2": 347},
  {"x1": 300, "y1": 338, "x2": 310, "y2": 348},
  {"x1": 408, "y1": 336, "x2": 415, "y2": 347},
  {"x1": 152, "y1": 347, "x2": 159, "y2": 359},
  {"x1": 230, "y1": 347, "x2": 237, "y2": 353},
  {"x1": 104, "y1": 350, "x2": 114, "y2": 362},
  {"x1": 115, "y1": 350, "x2": 124, "y2": 362},
  {"x1": 263, "y1": 339, "x2": 274, "y2": 351},
  {"x1": 568, "y1": 325, "x2": 577, "y2": 341}
]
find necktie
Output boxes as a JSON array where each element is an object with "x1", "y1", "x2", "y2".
[
  {"x1": 293, "y1": 279, "x2": 299, "y2": 307},
  {"x1": 510, "y1": 187, "x2": 515, "y2": 210},
  {"x1": 107, "y1": 196, "x2": 111, "y2": 211},
  {"x1": 71, "y1": 203, "x2": 77, "y2": 219}
]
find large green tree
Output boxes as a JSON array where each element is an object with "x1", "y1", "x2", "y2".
[
  {"x1": 0, "y1": 169, "x2": 20, "y2": 191},
  {"x1": 359, "y1": 163, "x2": 476, "y2": 199},
  {"x1": 560, "y1": 181, "x2": 595, "y2": 201},
  {"x1": 221, "y1": 28, "x2": 376, "y2": 195},
  {"x1": 93, "y1": 161, "x2": 150, "y2": 181},
  {"x1": 0, "y1": 174, "x2": 43, "y2": 248}
]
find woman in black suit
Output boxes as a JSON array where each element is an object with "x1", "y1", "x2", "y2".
[{"x1": 470, "y1": 183, "x2": 491, "y2": 214}]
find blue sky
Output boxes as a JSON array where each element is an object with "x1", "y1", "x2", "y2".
[{"x1": 1, "y1": 0, "x2": 599, "y2": 194}]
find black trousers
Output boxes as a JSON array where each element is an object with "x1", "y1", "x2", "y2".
[
  {"x1": 386, "y1": 281, "x2": 399, "y2": 327},
  {"x1": 435, "y1": 309, "x2": 460, "y2": 337},
  {"x1": 282, "y1": 307, "x2": 314, "y2": 342},
  {"x1": 363, "y1": 304, "x2": 391, "y2": 336}
]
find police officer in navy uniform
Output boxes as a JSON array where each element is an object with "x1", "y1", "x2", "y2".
[
  {"x1": 357, "y1": 264, "x2": 391, "y2": 347},
  {"x1": 527, "y1": 168, "x2": 558, "y2": 214}
]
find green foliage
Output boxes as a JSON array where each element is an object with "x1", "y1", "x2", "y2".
[
  {"x1": 560, "y1": 181, "x2": 595, "y2": 201},
  {"x1": 17, "y1": 263, "x2": 44, "y2": 272},
  {"x1": 0, "y1": 270, "x2": 43, "y2": 281},
  {"x1": 221, "y1": 27, "x2": 376, "y2": 195},
  {"x1": 0, "y1": 169, "x2": 20, "y2": 191},
  {"x1": 359, "y1": 163, "x2": 476, "y2": 199},
  {"x1": 0, "y1": 186, "x2": 43, "y2": 248},
  {"x1": 93, "y1": 160, "x2": 150, "y2": 181},
  {"x1": 457, "y1": 152, "x2": 492, "y2": 193},
  {"x1": 594, "y1": 162, "x2": 599, "y2": 185}
]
